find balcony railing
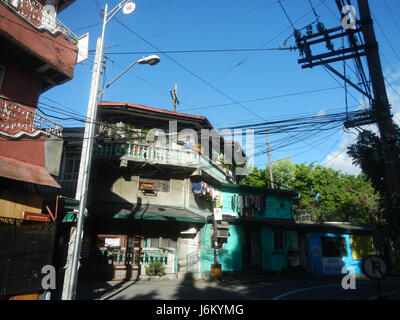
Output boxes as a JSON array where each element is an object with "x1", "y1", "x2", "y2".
[
  {"x1": 86, "y1": 247, "x2": 176, "y2": 274},
  {"x1": 0, "y1": 96, "x2": 63, "y2": 137},
  {"x1": 1, "y1": 0, "x2": 78, "y2": 42},
  {"x1": 94, "y1": 142, "x2": 229, "y2": 183}
]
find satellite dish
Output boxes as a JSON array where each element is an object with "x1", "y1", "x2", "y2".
[{"x1": 123, "y1": 1, "x2": 136, "y2": 15}]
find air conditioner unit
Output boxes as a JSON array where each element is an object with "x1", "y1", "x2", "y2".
[
  {"x1": 216, "y1": 223, "x2": 230, "y2": 238},
  {"x1": 139, "y1": 182, "x2": 156, "y2": 191}
]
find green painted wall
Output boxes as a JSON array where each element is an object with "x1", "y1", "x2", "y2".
[
  {"x1": 200, "y1": 223, "x2": 243, "y2": 272},
  {"x1": 264, "y1": 196, "x2": 293, "y2": 220},
  {"x1": 221, "y1": 189, "x2": 240, "y2": 216},
  {"x1": 221, "y1": 190, "x2": 293, "y2": 220},
  {"x1": 261, "y1": 227, "x2": 287, "y2": 271}
]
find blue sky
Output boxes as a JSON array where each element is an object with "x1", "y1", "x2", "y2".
[{"x1": 40, "y1": 0, "x2": 400, "y2": 175}]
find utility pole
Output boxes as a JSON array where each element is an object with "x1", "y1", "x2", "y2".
[
  {"x1": 170, "y1": 83, "x2": 179, "y2": 112},
  {"x1": 61, "y1": 7, "x2": 108, "y2": 298},
  {"x1": 266, "y1": 130, "x2": 274, "y2": 189},
  {"x1": 62, "y1": 0, "x2": 135, "y2": 300},
  {"x1": 294, "y1": 0, "x2": 400, "y2": 234},
  {"x1": 357, "y1": 0, "x2": 400, "y2": 231}
]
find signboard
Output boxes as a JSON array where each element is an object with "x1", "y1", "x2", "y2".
[
  {"x1": 123, "y1": 1, "x2": 136, "y2": 15},
  {"x1": 286, "y1": 231, "x2": 299, "y2": 251},
  {"x1": 362, "y1": 255, "x2": 389, "y2": 280},
  {"x1": 322, "y1": 257, "x2": 345, "y2": 275},
  {"x1": 76, "y1": 33, "x2": 89, "y2": 64},
  {"x1": 213, "y1": 208, "x2": 222, "y2": 221},
  {"x1": 105, "y1": 238, "x2": 120, "y2": 247}
]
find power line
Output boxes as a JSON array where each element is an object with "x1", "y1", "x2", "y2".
[
  {"x1": 180, "y1": 0, "x2": 328, "y2": 105},
  {"x1": 383, "y1": 0, "x2": 400, "y2": 36},
  {"x1": 277, "y1": 0, "x2": 295, "y2": 29},
  {"x1": 98, "y1": 47, "x2": 295, "y2": 55},
  {"x1": 105, "y1": 0, "x2": 279, "y2": 50},
  {"x1": 181, "y1": 86, "x2": 343, "y2": 111},
  {"x1": 114, "y1": 17, "x2": 268, "y2": 122},
  {"x1": 371, "y1": 11, "x2": 400, "y2": 67}
]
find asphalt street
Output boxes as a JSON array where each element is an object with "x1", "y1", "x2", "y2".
[{"x1": 75, "y1": 275, "x2": 400, "y2": 300}]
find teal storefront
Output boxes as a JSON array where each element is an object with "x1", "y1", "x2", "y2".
[{"x1": 200, "y1": 183, "x2": 301, "y2": 275}]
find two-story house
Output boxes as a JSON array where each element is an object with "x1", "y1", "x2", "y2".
[{"x1": 0, "y1": 0, "x2": 78, "y2": 299}]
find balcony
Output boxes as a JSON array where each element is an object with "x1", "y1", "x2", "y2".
[
  {"x1": 94, "y1": 142, "x2": 230, "y2": 183},
  {"x1": 1, "y1": 0, "x2": 77, "y2": 42},
  {"x1": 0, "y1": 96, "x2": 62, "y2": 138},
  {"x1": 0, "y1": 0, "x2": 79, "y2": 91}
]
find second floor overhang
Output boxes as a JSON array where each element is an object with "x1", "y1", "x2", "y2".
[{"x1": 0, "y1": 0, "x2": 78, "y2": 92}]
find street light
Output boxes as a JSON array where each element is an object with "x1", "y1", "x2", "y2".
[
  {"x1": 98, "y1": 54, "x2": 160, "y2": 96},
  {"x1": 62, "y1": 0, "x2": 160, "y2": 300}
]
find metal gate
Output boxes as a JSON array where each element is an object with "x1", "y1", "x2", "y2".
[{"x1": 0, "y1": 219, "x2": 56, "y2": 296}]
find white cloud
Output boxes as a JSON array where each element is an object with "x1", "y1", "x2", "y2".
[
  {"x1": 322, "y1": 131, "x2": 361, "y2": 175},
  {"x1": 321, "y1": 71, "x2": 400, "y2": 175}
]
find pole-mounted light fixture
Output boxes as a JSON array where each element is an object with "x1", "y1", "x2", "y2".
[{"x1": 64, "y1": 0, "x2": 160, "y2": 300}]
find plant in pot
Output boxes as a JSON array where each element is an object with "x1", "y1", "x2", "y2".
[{"x1": 145, "y1": 260, "x2": 166, "y2": 277}]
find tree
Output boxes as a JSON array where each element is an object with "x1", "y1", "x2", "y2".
[
  {"x1": 240, "y1": 159, "x2": 383, "y2": 225},
  {"x1": 266, "y1": 157, "x2": 296, "y2": 189},
  {"x1": 237, "y1": 166, "x2": 267, "y2": 188},
  {"x1": 347, "y1": 130, "x2": 386, "y2": 195},
  {"x1": 292, "y1": 163, "x2": 383, "y2": 224}
]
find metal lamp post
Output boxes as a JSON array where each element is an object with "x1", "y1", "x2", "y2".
[{"x1": 62, "y1": 0, "x2": 160, "y2": 300}]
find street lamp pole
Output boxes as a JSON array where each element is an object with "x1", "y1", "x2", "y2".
[{"x1": 62, "y1": 0, "x2": 140, "y2": 300}]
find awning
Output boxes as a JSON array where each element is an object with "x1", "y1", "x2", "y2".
[
  {"x1": 0, "y1": 155, "x2": 61, "y2": 188},
  {"x1": 88, "y1": 202, "x2": 207, "y2": 223}
]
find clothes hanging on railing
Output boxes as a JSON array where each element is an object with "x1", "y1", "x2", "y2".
[
  {"x1": 192, "y1": 181, "x2": 222, "y2": 205},
  {"x1": 236, "y1": 194, "x2": 265, "y2": 217}
]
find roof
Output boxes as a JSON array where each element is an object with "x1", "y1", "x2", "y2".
[
  {"x1": 232, "y1": 218, "x2": 375, "y2": 234},
  {"x1": 0, "y1": 155, "x2": 60, "y2": 188},
  {"x1": 221, "y1": 183, "x2": 300, "y2": 198},
  {"x1": 88, "y1": 202, "x2": 207, "y2": 223},
  {"x1": 98, "y1": 101, "x2": 245, "y2": 155},
  {"x1": 99, "y1": 101, "x2": 215, "y2": 129}
]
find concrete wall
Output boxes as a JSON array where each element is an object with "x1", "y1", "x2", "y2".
[
  {"x1": 219, "y1": 188, "x2": 293, "y2": 220},
  {"x1": 264, "y1": 196, "x2": 293, "y2": 220},
  {"x1": 200, "y1": 223, "x2": 243, "y2": 273},
  {"x1": 89, "y1": 162, "x2": 188, "y2": 209},
  {"x1": 261, "y1": 227, "x2": 287, "y2": 272}
]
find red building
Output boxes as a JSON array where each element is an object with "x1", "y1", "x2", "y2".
[{"x1": 0, "y1": 0, "x2": 78, "y2": 300}]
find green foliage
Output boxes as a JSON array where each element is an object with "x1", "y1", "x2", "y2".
[
  {"x1": 240, "y1": 158, "x2": 384, "y2": 225},
  {"x1": 267, "y1": 157, "x2": 296, "y2": 189},
  {"x1": 145, "y1": 260, "x2": 166, "y2": 277},
  {"x1": 346, "y1": 130, "x2": 386, "y2": 194},
  {"x1": 292, "y1": 163, "x2": 383, "y2": 224},
  {"x1": 238, "y1": 166, "x2": 267, "y2": 188}
]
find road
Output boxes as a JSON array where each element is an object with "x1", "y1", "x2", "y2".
[{"x1": 76, "y1": 275, "x2": 400, "y2": 300}]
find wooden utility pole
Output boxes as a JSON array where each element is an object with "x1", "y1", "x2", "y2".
[
  {"x1": 357, "y1": 0, "x2": 400, "y2": 231},
  {"x1": 266, "y1": 130, "x2": 274, "y2": 189},
  {"x1": 170, "y1": 84, "x2": 179, "y2": 112}
]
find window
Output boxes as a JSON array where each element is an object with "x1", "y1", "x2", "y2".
[
  {"x1": 0, "y1": 65, "x2": 5, "y2": 92},
  {"x1": 321, "y1": 237, "x2": 348, "y2": 257},
  {"x1": 60, "y1": 152, "x2": 80, "y2": 180},
  {"x1": 95, "y1": 234, "x2": 128, "y2": 266},
  {"x1": 274, "y1": 230, "x2": 285, "y2": 251},
  {"x1": 139, "y1": 178, "x2": 170, "y2": 193}
]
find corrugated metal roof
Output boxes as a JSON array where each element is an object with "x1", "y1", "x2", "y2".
[
  {"x1": 0, "y1": 155, "x2": 60, "y2": 188},
  {"x1": 88, "y1": 202, "x2": 207, "y2": 223}
]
